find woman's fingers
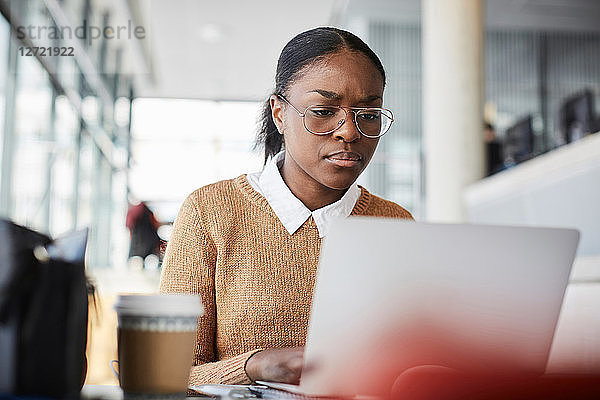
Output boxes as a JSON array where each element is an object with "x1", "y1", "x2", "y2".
[{"x1": 246, "y1": 347, "x2": 305, "y2": 383}]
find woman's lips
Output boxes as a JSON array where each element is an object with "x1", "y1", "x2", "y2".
[{"x1": 324, "y1": 152, "x2": 362, "y2": 168}]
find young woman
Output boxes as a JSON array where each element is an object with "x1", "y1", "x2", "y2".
[{"x1": 159, "y1": 27, "x2": 413, "y2": 386}]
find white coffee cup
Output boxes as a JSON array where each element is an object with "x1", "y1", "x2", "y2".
[{"x1": 114, "y1": 294, "x2": 204, "y2": 395}]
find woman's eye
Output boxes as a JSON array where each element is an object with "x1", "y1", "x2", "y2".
[
  {"x1": 309, "y1": 108, "x2": 336, "y2": 117},
  {"x1": 359, "y1": 111, "x2": 381, "y2": 121}
]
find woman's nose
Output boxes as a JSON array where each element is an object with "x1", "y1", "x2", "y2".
[{"x1": 332, "y1": 113, "x2": 361, "y2": 142}]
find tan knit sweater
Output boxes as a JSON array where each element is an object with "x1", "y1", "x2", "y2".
[{"x1": 159, "y1": 175, "x2": 413, "y2": 385}]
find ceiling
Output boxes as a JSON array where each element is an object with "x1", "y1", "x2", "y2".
[
  {"x1": 131, "y1": 0, "x2": 600, "y2": 101},
  {"x1": 132, "y1": 0, "x2": 341, "y2": 101}
]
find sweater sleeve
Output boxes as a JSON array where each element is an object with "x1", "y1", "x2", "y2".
[{"x1": 159, "y1": 192, "x2": 261, "y2": 384}]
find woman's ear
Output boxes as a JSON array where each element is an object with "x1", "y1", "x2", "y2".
[{"x1": 270, "y1": 95, "x2": 284, "y2": 135}]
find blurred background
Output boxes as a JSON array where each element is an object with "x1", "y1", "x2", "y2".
[{"x1": 0, "y1": 0, "x2": 598, "y2": 386}]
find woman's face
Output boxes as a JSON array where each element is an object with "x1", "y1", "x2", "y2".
[{"x1": 272, "y1": 50, "x2": 384, "y2": 192}]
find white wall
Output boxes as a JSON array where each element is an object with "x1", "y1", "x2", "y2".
[{"x1": 465, "y1": 133, "x2": 600, "y2": 257}]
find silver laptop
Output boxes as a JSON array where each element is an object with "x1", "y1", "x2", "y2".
[{"x1": 260, "y1": 218, "x2": 580, "y2": 398}]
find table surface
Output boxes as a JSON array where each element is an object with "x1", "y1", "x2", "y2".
[{"x1": 81, "y1": 384, "x2": 212, "y2": 400}]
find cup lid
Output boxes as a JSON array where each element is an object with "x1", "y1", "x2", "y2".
[{"x1": 114, "y1": 293, "x2": 204, "y2": 317}]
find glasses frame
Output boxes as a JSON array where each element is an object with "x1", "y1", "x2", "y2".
[{"x1": 277, "y1": 95, "x2": 394, "y2": 138}]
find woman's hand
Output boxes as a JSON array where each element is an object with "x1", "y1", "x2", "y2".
[{"x1": 245, "y1": 347, "x2": 304, "y2": 384}]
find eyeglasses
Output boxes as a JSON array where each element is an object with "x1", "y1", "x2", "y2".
[{"x1": 277, "y1": 95, "x2": 394, "y2": 138}]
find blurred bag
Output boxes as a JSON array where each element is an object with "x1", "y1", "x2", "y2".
[{"x1": 0, "y1": 219, "x2": 90, "y2": 398}]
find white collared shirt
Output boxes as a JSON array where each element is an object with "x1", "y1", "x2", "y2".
[{"x1": 246, "y1": 151, "x2": 361, "y2": 238}]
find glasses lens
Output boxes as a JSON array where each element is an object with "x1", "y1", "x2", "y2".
[
  {"x1": 356, "y1": 109, "x2": 393, "y2": 137},
  {"x1": 304, "y1": 106, "x2": 346, "y2": 134}
]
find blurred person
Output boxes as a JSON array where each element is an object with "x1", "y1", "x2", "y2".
[
  {"x1": 159, "y1": 27, "x2": 413, "y2": 386},
  {"x1": 484, "y1": 122, "x2": 504, "y2": 176},
  {"x1": 390, "y1": 366, "x2": 600, "y2": 400},
  {"x1": 126, "y1": 201, "x2": 162, "y2": 269}
]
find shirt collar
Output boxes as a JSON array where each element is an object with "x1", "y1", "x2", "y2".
[{"x1": 255, "y1": 151, "x2": 361, "y2": 238}]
